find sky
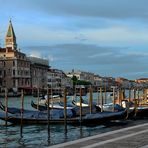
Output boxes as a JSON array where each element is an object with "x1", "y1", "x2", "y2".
[{"x1": 0, "y1": 0, "x2": 148, "y2": 79}]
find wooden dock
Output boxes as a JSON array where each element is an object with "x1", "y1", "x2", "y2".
[{"x1": 49, "y1": 122, "x2": 148, "y2": 148}]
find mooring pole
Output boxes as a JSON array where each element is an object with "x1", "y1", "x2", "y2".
[
  {"x1": 100, "y1": 87, "x2": 103, "y2": 112},
  {"x1": 5, "y1": 88, "x2": 8, "y2": 126},
  {"x1": 47, "y1": 86, "x2": 51, "y2": 143},
  {"x1": 119, "y1": 88, "x2": 122, "y2": 106},
  {"x1": 133, "y1": 89, "x2": 137, "y2": 116},
  {"x1": 137, "y1": 89, "x2": 140, "y2": 106},
  {"x1": 80, "y1": 87, "x2": 82, "y2": 122},
  {"x1": 19, "y1": 89, "x2": 24, "y2": 137},
  {"x1": 104, "y1": 83, "x2": 107, "y2": 104},
  {"x1": 64, "y1": 88, "x2": 67, "y2": 124},
  {"x1": 89, "y1": 86, "x2": 93, "y2": 114},
  {"x1": 21, "y1": 89, "x2": 24, "y2": 125},
  {"x1": 37, "y1": 88, "x2": 39, "y2": 110},
  {"x1": 97, "y1": 87, "x2": 99, "y2": 106},
  {"x1": 111, "y1": 86, "x2": 115, "y2": 112},
  {"x1": 47, "y1": 87, "x2": 50, "y2": 124},
  {"x1": 128, "y1": 87, "x2": 131, "y2": 102}
]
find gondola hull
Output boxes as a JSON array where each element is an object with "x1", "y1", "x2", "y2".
[{"x1": 0, "y1": 109, "x2": 127, "y2": 125}]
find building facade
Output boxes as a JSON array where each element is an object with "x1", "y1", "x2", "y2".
[
  {"x1": 47, "y1": 68, "x2": 72, "y2": 90},
  {"x1": 66, "y1": 69, "x2": 95, "y2": 85},
  {"x1": 0, "y1": 21, "x2": 31, "y2": 93},
  {"x1": 0, "y1": 20, "x2": 49, "y2": 95},
  {"x1": 28, "y1": 56, "x2": 49, "y2": 90}
]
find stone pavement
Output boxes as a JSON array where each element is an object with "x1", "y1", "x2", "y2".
[{"x1": 49, "y1": 122, "x2": 148, "y2": 148}]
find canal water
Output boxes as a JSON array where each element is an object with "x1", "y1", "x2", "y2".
[{"x1": 0, "y1": 92, "x2": 146, "y2": 147}]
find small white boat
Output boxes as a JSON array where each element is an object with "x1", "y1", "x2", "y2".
[{"x1": 38, "y1": 94, "x2": 63, "y2": 105}]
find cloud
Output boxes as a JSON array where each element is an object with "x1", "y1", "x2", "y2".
[
  {"x1": 1, "y1": 0, "x2": 148, "y2": 48},
  {"x1": 2, "y1": 0, "x2": 148, "y2": 19},
  {"x1": 1, "y1": 0, "x2": 148, "y2": 79},
  {"x1": 24, "y1": 43, "x2": 148, "y2": 79},
  {"x1": 28, "y1": 51, "x2": 42, "y2": 58},
  {"x1": 15, "y1": 24, "x2": 148, "y2": 48},
  {"x1": 2, "y1": 0, "x2": 148, "y2": 21}
]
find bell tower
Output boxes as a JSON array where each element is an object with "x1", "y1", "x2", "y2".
[{"x1": 5, "y1": 20, "x2": 17, "y2": 50}]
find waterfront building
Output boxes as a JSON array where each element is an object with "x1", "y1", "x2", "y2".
[
  {"x1": 0, "y1": 21, "x2": 31, "y2": 94},
  {"x1": 66, "y1": 69, "x2": 95, "y2": 85},
  {"x1": 27, "y1": 56, "x2": 49, "y2": 90},
  {"x1": 93, "y1": 75, "x2": 103, "y2": 87},
  {"x1": 94, "y1": 75, "x2": 116, "y2": 88},
  {"x1": 135, "y1": 78, "x2": 148, "y2": 86},
  {"x1": 135, "y1": 78, "x2": 148, "y2": 99},
  {"x1": 47, "y1": 68, "x2": 72, "y2": 94},
  {"x1": 115, "y1": 77, "x2": 131, "y2": 88},
  {"x1": 0, "y1": 20, "x2": 50, "y2": 95}
]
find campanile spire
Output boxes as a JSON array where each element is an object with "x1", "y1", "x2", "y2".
[{"x1": 5, "y1": 20, "x2": 17, "y2": 50}]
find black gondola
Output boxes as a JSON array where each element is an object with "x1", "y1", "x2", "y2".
[
  {"x1": 0, "y1": 108, "x2": 127, "y2": 125},
  {"x1": 0, "y1": 101, "x2": 37, "y2": 114},
  {"x1": 0, "y1": 101, "x2": 128, "y2": 125}
]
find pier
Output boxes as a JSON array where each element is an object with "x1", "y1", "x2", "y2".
[{"x1": 49, "y1": 122, "x2": 148, "y2": 148}]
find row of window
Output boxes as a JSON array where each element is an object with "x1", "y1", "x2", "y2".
[
  {"x1": 0, "y1": 69, "x2": 30, "y2": 77},
  {"x1": 13, "y1": 79, "x2": 30, "y2": 87},
  {"x1": 1, "y1": 61, "x2": 30, "y2": 68}
]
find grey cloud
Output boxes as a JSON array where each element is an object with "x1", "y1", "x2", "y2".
[
  {"x1": 24, "y1": 43, "x2": 148, "y2": 79},
  {"x1": 2, "y1": 0, "x2": 148, "y2": 19}
]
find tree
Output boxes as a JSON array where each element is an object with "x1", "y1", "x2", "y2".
[
  {"x1": 71, "y1": 75, "x2": 78, "y2": 86},
  {"x1": 71, "y1": 76, "x2": 92, "y2": 86}
]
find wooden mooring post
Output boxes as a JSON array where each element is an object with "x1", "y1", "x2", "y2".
[
  {"x1": 20, "y1": 89, "x2": 24, "y2": 138},
  {"x1": 111, "y1": 86, "x2": 115, "y2": 112},
  {"x1": 97, "y1": 87, "x2": 99, "y2": 106},
  {"x1": 80, "y1": 87, "x2": 82, "y2": 122},
  {"x1": 100, "y1": 87, "x2": 103, "y2": 112},
  {"x1": 104, "y1": 84, "x2": 107, "y2": 104},
  {"x1": 133, "y1": 89, "x2": 138, "y2": 116},
  {"x1": 47, "y1": 87, "x2": 50, "y2": 124},
  {"x1": 63, "y1": 88, "x2": 68, "y2": 134},
  {"x1": 5, "y1": 88, "x2": 8, "y2": 126},
  {"x1": 64, "y1": 88, "x2": 67, "y2": 124},
  {"x1": 128, "y1": 88, "x2": 131, "y2": 102},
  {"x1": 37, "y1": 88, "x2": 40, "y2": 110},
  {"x1": 21, "y1": 89, "x2": 24, "y2": 126},
  {"x1": 47, "y1": 86, "x2": 51, "y2": 143},
  {"x1": 89, "y1": 86, "x2": 93, "y2": 114}
]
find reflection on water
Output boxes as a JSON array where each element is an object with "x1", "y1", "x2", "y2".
[{"x1": 0, "y1": 123, "x2": 109, "y2": 147}]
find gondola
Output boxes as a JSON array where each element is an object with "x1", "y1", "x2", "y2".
[
  {"x1": 131, "y1": 106, "x2": 148, "y2": 118},
  {"x1": 31, "y1": 100, "x2": 74, "y2": 110},
  {"x1": 31, "y1": 100, "x2": 101, "y2": 116},
  {"x1": 72, "y1": 99, "x2": 101, "y2": 112},
  {"x1": 0, "y1": 101, "x2": 75, "y2": 116},
  {"x1": 31, "y1": 100, "x2": 47, "y2": 111},
  {"x1": 0, "y1": 108, "x2": 127, "y2": 125},
  {"x1": 121, "y1": 100, "x2": 148, "y2": 118},
  {"x1": 0, "y1": 101, "x2": 37, "y2": 114}
]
